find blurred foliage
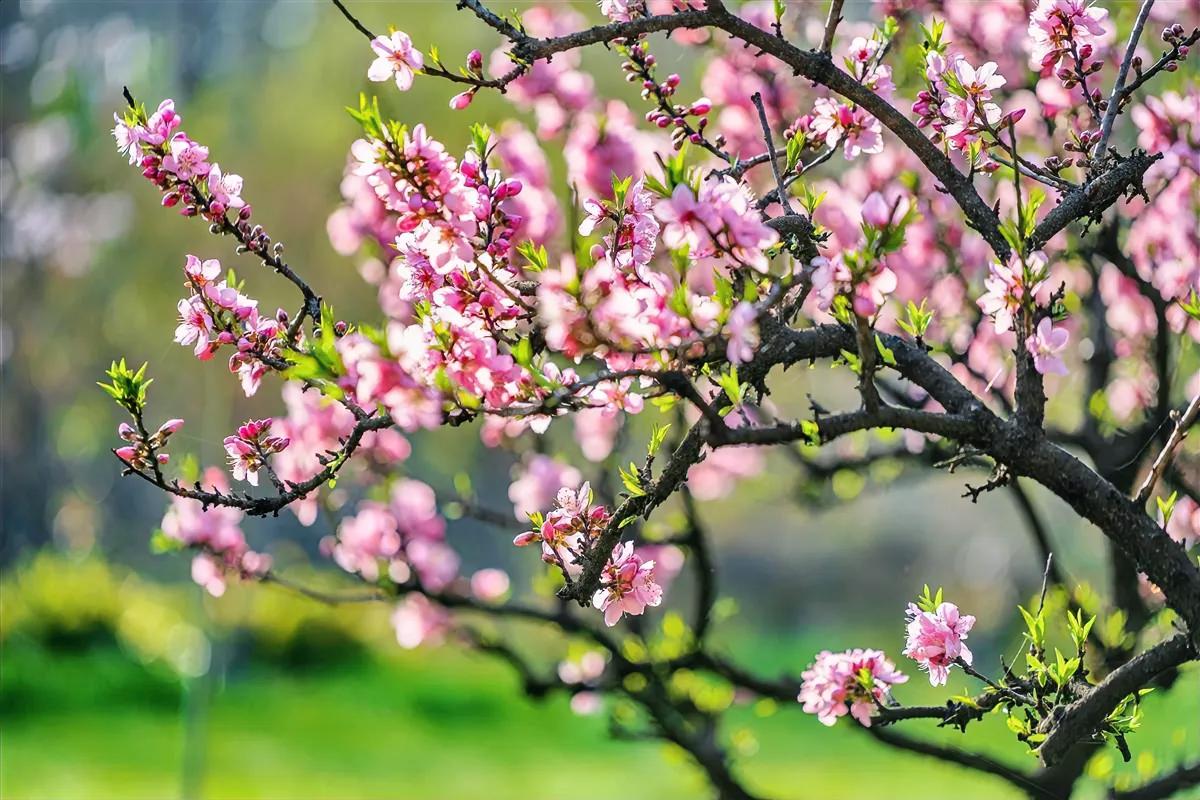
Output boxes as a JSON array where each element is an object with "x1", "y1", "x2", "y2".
[{"x1": 0, "y1": 551, "x2": 394, "y2": 677}]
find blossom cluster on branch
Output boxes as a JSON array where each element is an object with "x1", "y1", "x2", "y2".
[{"x1": 99, "y1": 0, "x2": 1200, "y2": 796}]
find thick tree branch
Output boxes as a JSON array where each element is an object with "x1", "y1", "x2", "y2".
[
  {"x1": 1038, "y1": 634, "x2": 1198, "y2": 766},
  {"x1": 1027, "y1": 151, "x2": 1161, "y2": 251}
]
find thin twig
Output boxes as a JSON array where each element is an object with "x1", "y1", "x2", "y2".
[
  {"x1": 1094, "y1": 0, "x2": 1156, "y2": 158},
  {"x1": 750, "y1": 92, "x2": 793, "y2": 214},
  {"x1": 819, "y1": 0, "x2": 845, "y2": 55},
  {"x1": 330, "y1": 0, "x2": 375, "y2": 41},
  {"x1": 1133, "y1": 393, "x2": 1200, "y2": 505}
]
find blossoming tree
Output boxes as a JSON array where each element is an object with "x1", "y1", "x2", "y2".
[{"x1": 101, "y1": 0, "x2": 1200, "y2": 796}]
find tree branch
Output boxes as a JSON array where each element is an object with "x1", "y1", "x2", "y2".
[
  {"x1": 1133, "y1": 393, "x2": 1200, "y2": 506},
  {"x1": 1038, "y1": 634, "x2": 1198, "y2": 766},
  {"x1": 1110, "y1": 761, "x2": 1200, "y2": 800},
  {"x1": 1094, "y1": 0, "x2": 1156, "y2": 157}
]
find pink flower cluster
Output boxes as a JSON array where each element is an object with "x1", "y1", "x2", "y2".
[
  {"x1": 114, "y1": 100, "x2": 256, "y2": 227},
  {"x1": 811, "y1": 253, "x2": 898, "y2": 318},
  {"x1": 223, "y1": 418, "x2": 290, "y2": 487},
  {"x1": 326, "y1": 479, "x2": 458, "y2": 591},
  {"x1": 592, "y1": 541, "x2": 663, "y2": 627},
  {"x1": 391, "y1": 594, "x2": 451, "y2": 649},
  {"x1": 487, "y1": 7, "x2": 594, "y2": 139},
  {"x1": 1028, "y1": 0, "x2": 1109, "y2": 75},
  {"x1": 913, "y1": 54, "x2": 1012, "y2": 159},
  {"x1": 508, "y1": 454, "x2": 583, "y2": 520},
  {"x1": 903, "y1": 601, "x2": 976, "y2": 686},
  {"x1": 334, "y1": 123, "x2": 599, "y2": 431},
  {"x1": 799, "y1": 649, "x2": 908, "y2": 727},
  {"x1": 655, "y1": 177, "x2": 777, "y2": 272},
  {"x1": 806, "y1": 97, "x2": 885, "y2": 161},
  {"x1": 512, "y1": 483, "x2": 663, "y2": 626},
  {"x1": 791, "y1": 38, "x2": 892, "y2": 161},
  {"x1": 114, "y1": 418, "x2": 182, "y2": 471},
  {"x1": 174, "y1": 255, "x2": 285, "y2": 396},
  {"x1": 513, "y1": 483, "x2": 608, "y2": 564},
  {"x1": 161, "y1": 467, "x2": 272, "y2": 596},
  {"x1": 977, "y1": 251, "x2": 1050, "y2": 334},
  {"x1": 808, "y1": 191, "x2": 910, "y2": 318},
  {"x1": 271, "y1": 383, "x2": 411, "y2": 526}
]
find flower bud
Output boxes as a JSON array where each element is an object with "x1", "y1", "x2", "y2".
[
  {"x1": 157, "y1": 418, "x2": 185, "y2": 437},
  {"x1": 448, "y1": 90, "x2": 475, "y2": 111},
  {"x1": 466, "y1": 49, "x2": 483, "y2": 72}
]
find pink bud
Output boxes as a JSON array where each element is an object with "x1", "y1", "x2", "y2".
[
  {"x1": 1000, "y1": 108, "x2": 1026, "y2": 127},
  {"x1": 115, "y1": 446, "x2": 137, "y2": 462},
  {"x1": 467, "y1": 49, "x2": 483, "y2": 71},
  {"x1": 118, "y1": 422, "x2": 138, "y2": 441},
  {"x1": 157, "y1": 418, "x2": 185, "y2": 437},
  {"x1": 861, "y1": 192, "x2": 892, "y2": 228},
  {"x1": 156, "y1": 453, "x2": 170, "y2": 464},
  {"x1": 689, "y1": 97, "x2": 712, "y2": 115},
  {"x1": 448, "y1": 90, "x2": 475, "y2": 111},
  {"x1": 512, "y1": 531, "x2": 539, "y2": 547}
]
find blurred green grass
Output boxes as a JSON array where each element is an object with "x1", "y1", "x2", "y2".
[{"x1": 3, "y1": 635, "x2": 1197, "y2": 800}]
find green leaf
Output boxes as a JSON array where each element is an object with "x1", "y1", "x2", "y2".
[
  {"x1": 511, "y1": 337, "x2": 533, "y2": 367},
  {"x1": 875, "y1": 335, "x2": 897, "y2": 366},
  {"x1": 619, "y1": 463, "x2": 646, "y2": 498},
  {"x1": 516, "y1": 240, "x2": 548, "y2": 272},
  {"x1": 1156, "y1": 491, "x2": 1178, "y2": 525},
  {"x1": 648, "y1": 423, "x2": 672, "y2": 456},
  {"x1": 149, "y1": 529, "x2": 183, "y2": 554}
]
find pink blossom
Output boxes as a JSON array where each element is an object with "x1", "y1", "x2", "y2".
[
  {"x1": 161, "y1": 136, "x2": 210, "y2": 180},
  {"x1": 799, "y1": 649, "x2": 908, "y2": 726},
  {"x1": 903, "y1": 601, "x2": 976, "y2": 686},
  {"x1": 810, "y1": 97, "x2": 884, "y2": 160},
  {"x1": 184, "y1": 255, "x2": 222, "y2": 285},
  {"x1": 207, "y1": 165, "x2": 245, "y2": 213},
  {"x1": 1029, "y1": 0, "x2": 1109, "y2": 73},
  {"x1": 1025, "y1": 317, "x2": 1070, "y2": 376},
  {"x1": 470, "y1": 568, "x2": 511, "y2": 603},
  {"x1": 592, "y1": 541, "x2": 663, "y2": 626},
  {"x1": 954, "y1": 60, "x2": 1007, "y2": 99},
  {"x1": 725, "y1": 301, "x2": 759, "y2": 365},
  {"x1": 174, "y1": 297, "x2": 215, "y2": 358},
  {"x1": 223, "y1": 418, "x2": 289, "y2": 486},
  {"x1": 1161, "y1": 497, "x2": 1200, "y2": 549},
  {"x1": 509, "y1": 454, "x2": 583, "y2": 520},
  {"x1": 112, "y1": 114, "x2": 142, "y2": 164},
  {"x1": 391, "y1": 595, "x2": 450, "y2": 649},
  {"x1": 860, "y1": 192, "x2": 894, "y2": 228},
  {"x1": 977, "y1": 251, "x2": 1048, "y2": 333},
  {"x1": 191, "y1": 553, "x2": 228, "y2": 597},
  {"x1": 599, "y1": 0, "x2": 644, "y2": 22},
  {"x1": 368, "y1": 31, "x2": 424, "y2": 91}
]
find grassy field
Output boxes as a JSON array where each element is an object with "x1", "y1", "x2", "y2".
[{"x1": 3, "y1": 636, "x2": 1197, "y2": 800}]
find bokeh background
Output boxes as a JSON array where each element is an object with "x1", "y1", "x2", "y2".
[{"x1": 1, "y1": 2, "x2": 1196, "y2": 799}]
